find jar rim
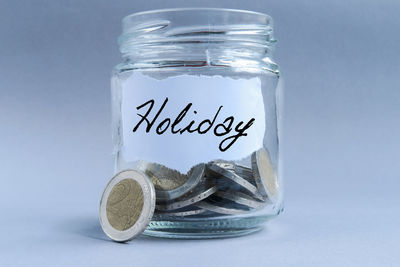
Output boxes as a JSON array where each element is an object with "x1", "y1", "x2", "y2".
[{"x1": 122, "y1": 8, "x2": 272, "y2": 25}]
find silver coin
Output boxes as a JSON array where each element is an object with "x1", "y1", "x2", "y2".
[
  {"x1": 156, "y1": 183, "x2": 218, "y2": 211},
  {"x1": 251, "y1": 148, "x2": 279, "y2": 202},
  {"x1": 234, "y1": 165, "x2": 255, "y2": 182},
  {"x1": 195, "y1": 201, "x2": 249, "y2": 215},
  {"x1": 143, "y1": 163, "x2": 205, "y2": 201},
  {"x1": 210, "y1": 161, "x2": 255, "y2": 183},
  {"x1": 154, "y1": 207, "x2": 207, "y2": 217},
  {"x1": 207, "y1": 163, "x2": 263, "y2": 200},
  {"x1": 214, "y1": 191, "x2": 266, "y2": 209},
  {"x1": 229, "y1": 164, "x2": 256, "y2": 185},
  {"x1": 99, "y1": 169, "x2": 156, "y2": 242}
]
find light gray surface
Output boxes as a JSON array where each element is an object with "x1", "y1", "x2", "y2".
[
  {"x1": 1, "y1": 0, "x2": 399, "y2": 266},
  {"x1": 1, "y1": 194, "x2": 398, "y2": 266}
]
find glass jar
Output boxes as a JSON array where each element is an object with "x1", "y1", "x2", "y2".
[{"x1": 111, "y1": 8, "x2": 282, "y2": 238}]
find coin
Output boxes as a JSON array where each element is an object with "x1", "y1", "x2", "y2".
[
  {"x1": 99, "y1": 169, "x2": 155, "y2": 242},
  {"x1": 156, "y1": 182, "x2": 218, "y2": 211},
  {"x1": 195, "y1": 200, "x2": 249, "y2": 215},
  {"x1": 207, "y1": 163, "x2": 263, "y2": 200},
  {"x1": 143, "y1": 163, "x2": 205, "y2": 201},
  {"x1": 214, "y1": 191, "x2": 266, "y2": 209},
  {"x1": 251, "y1": 148, "x2": 279, "y2": 202},
  {"x1": 234, "y1": 165, "x2": 255, "y2": 183},
  {"x1": 209, "y1": 161, "x2": 255, "y2": 185},
  {"x1": 154, "y1": 206, "x2": 207, "y2": 217}
]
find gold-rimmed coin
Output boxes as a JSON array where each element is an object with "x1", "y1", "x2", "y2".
[
  {"x1": 251, "y1": 148, "x2": 279, "y2": 202},
  {"x1": 99, "y1": 170, "x2": 155, "y2": 242},
  {"x1": 143, "y1": 163, "x2": 205, "y2": 201}
]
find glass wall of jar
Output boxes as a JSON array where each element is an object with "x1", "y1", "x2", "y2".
[{"x1": 111, "y1": 8, "x2": 283, "y2": 238}]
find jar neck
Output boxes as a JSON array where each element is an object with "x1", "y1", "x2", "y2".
[{"x1": 118, "y1": 8, "x2": 279, "y2": 74}]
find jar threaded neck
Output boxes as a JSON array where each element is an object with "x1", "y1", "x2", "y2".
[{"x1": 118, "y1": 8, "x2": 278, "y2": 73}]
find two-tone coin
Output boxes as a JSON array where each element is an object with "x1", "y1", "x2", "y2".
[
  {"x1": 195, "y1": 200, "x2": 249, "y2": 215},
  {"x1": 99, "y1": 170, "x2": 156, "y2": 242},
  {"x1": 233, "y1": 165, "x2": 255, "y2": 183},
  {"x1": 207, "y1": 163, "x2": 263, "y2": 200},
  {"x1": 154, "y1": 206, "x2": 207, "y2": 217},
  {"x1": 209, "y1": 161, "x2": 255, "y2": 185},
  {"x1": 251, "y1": 148, "x2": 279, "y2": 202},
  {"x1": 214, "y1": 191, "x2": 266, "y2": 210},
  {"x1": 143, "y1": 163, "x2": 205, "y2": 202},
  {"x1": 156, "y1": 181, "x2": 218, "y2": 211}
]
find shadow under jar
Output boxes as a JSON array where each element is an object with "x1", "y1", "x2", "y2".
[{"x1": 111, "y1": 8, "x2": 283, "y2": 239}]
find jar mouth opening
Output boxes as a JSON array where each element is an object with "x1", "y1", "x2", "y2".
[
  {"x1": 123, "y1": 8, "x2": 272, "y2": 23},
  {"x1": 121, "y1": 7, "x2": 273, "y2": 36}
]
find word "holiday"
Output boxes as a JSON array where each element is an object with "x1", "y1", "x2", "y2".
[{"x1": 132, "y1": 98, "x2": 255, "y2": 152}]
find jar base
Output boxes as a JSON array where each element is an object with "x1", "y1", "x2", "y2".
[
  {"x1": 143, "y1": 227, "x2": 262, "y2": 239},
  {"x1": 143, "y1": 215, "x2": 275, "y2": 239}
]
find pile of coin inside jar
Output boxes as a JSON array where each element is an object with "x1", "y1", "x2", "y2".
[{"x1": 100, "y1": 148, "x2": 278, "y2": 242}]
